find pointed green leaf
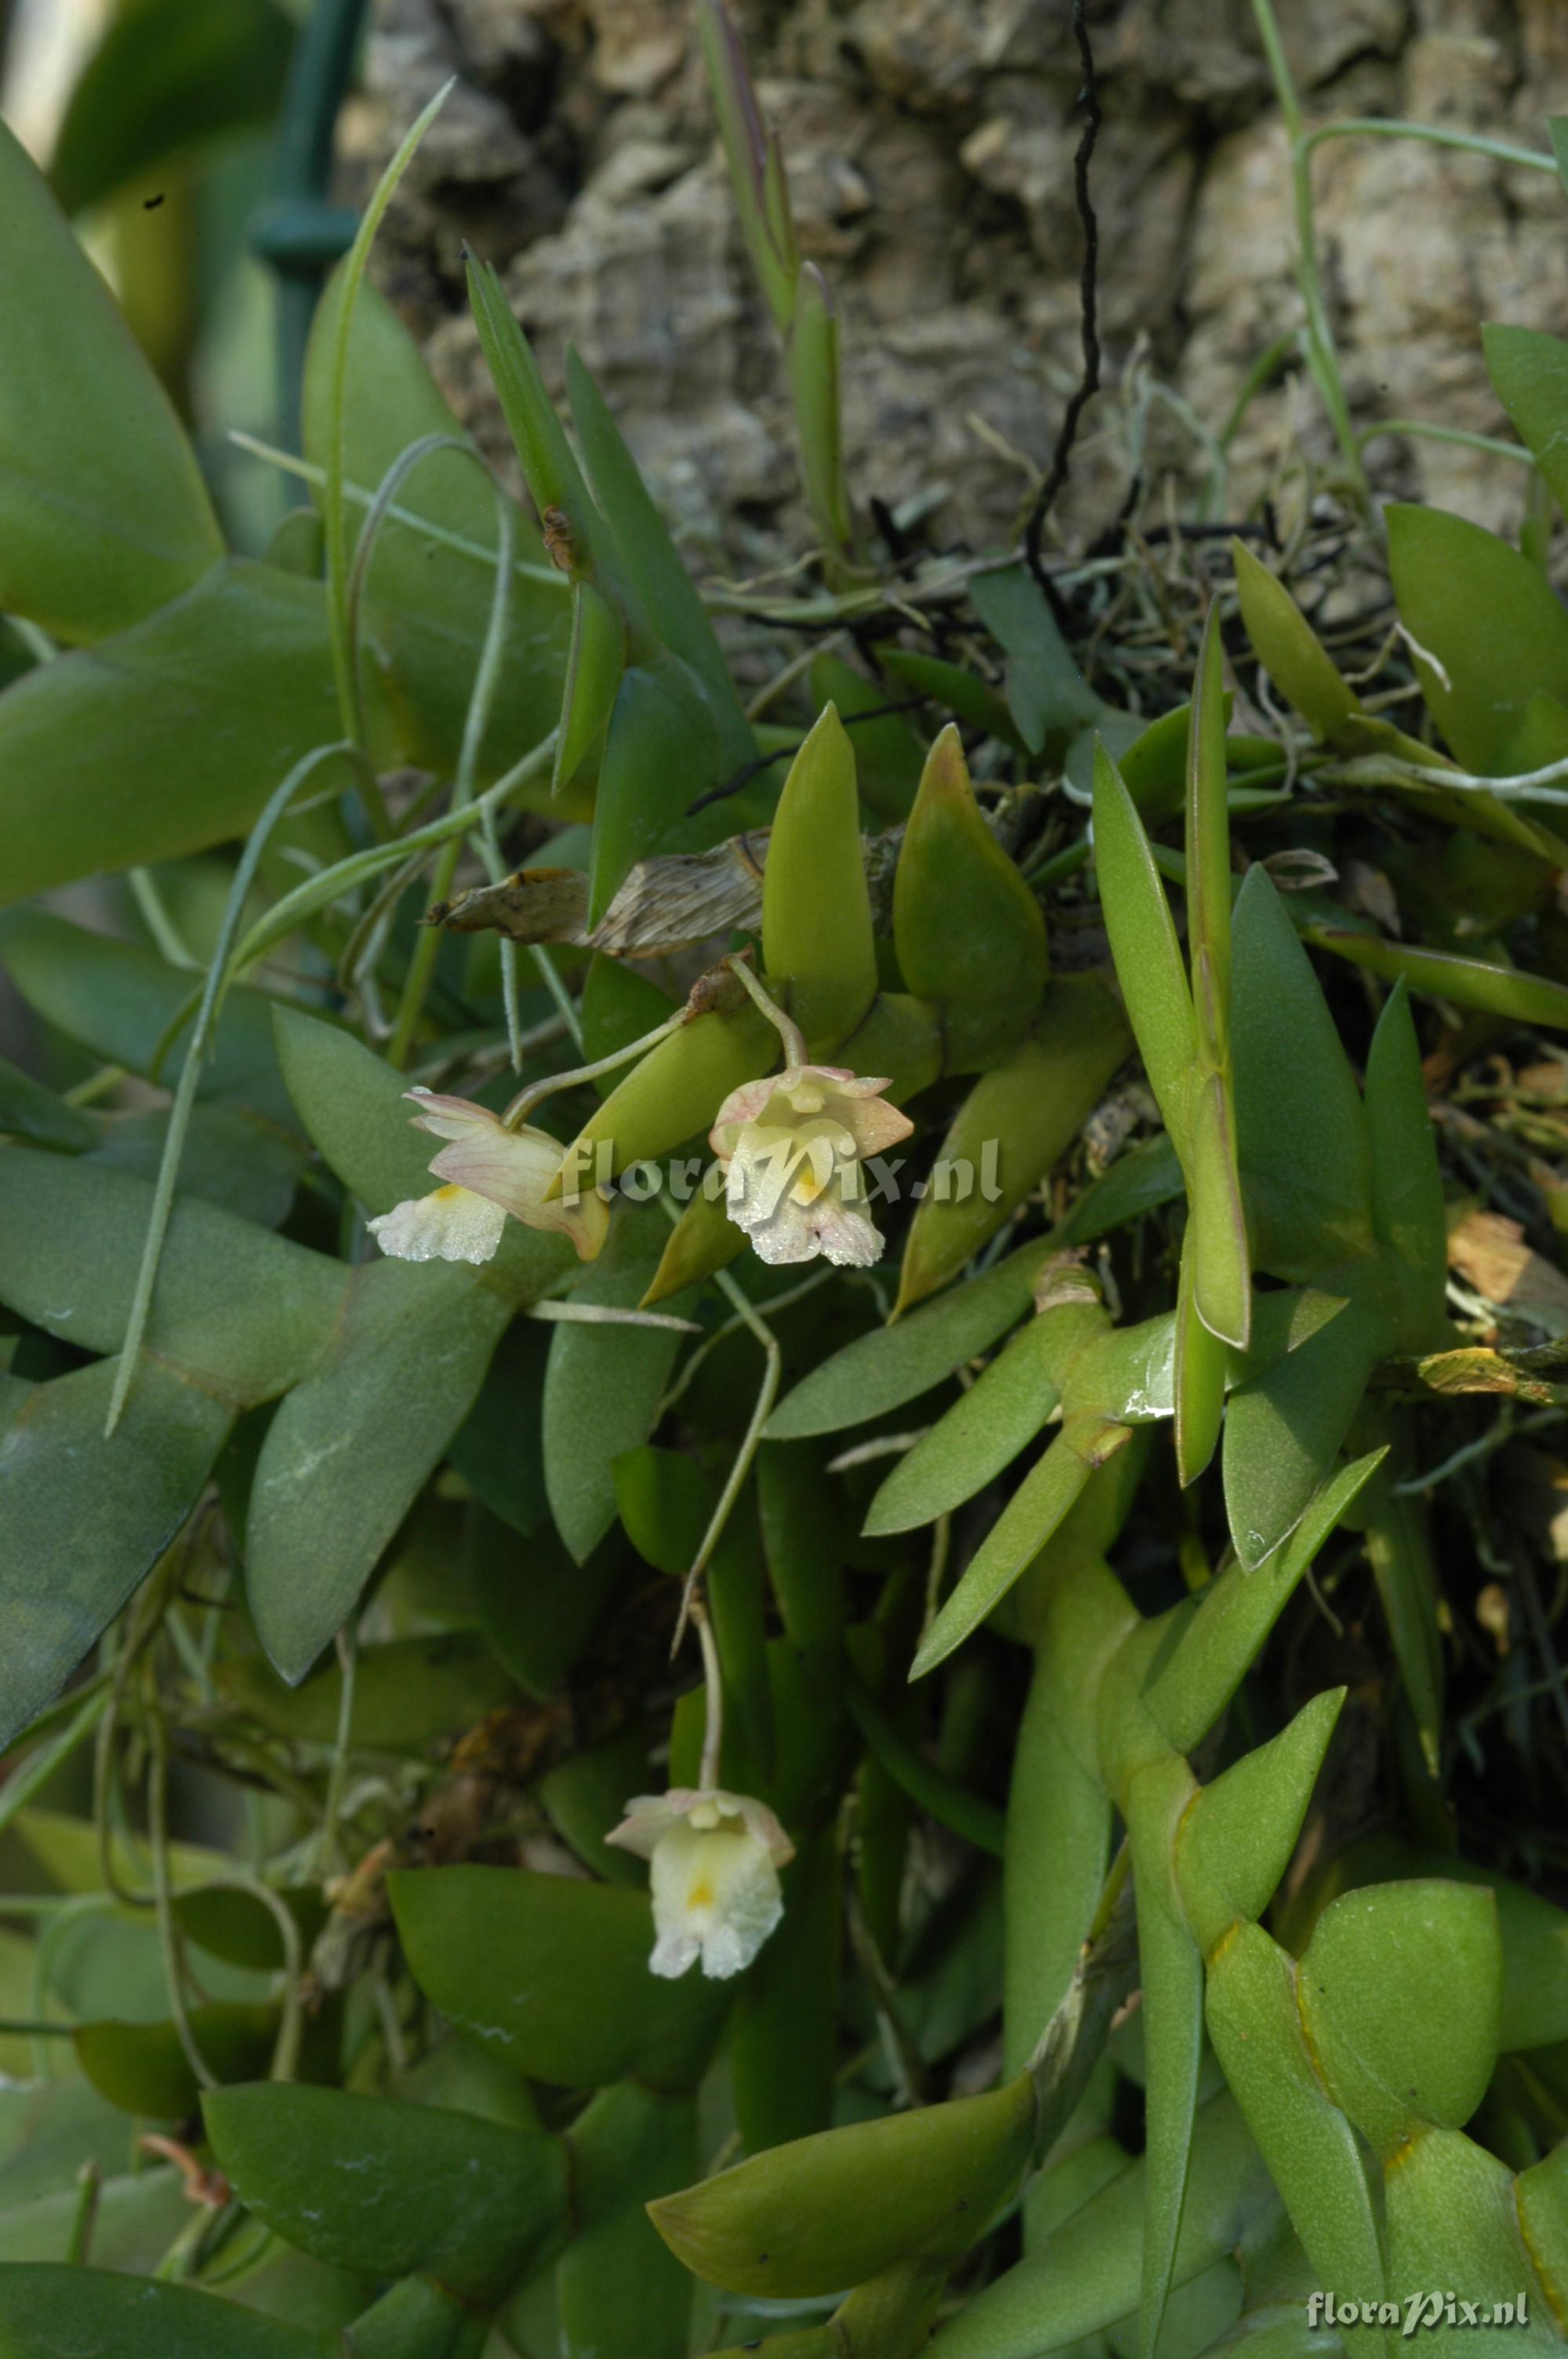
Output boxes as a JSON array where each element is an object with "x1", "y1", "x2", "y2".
[
  {"x1": 1092, "y1": 740, "x2": 1198, "y2": 1149},
  {"x1": 466, "y1": 256, "x2": 601, "y2": 571},
  {"x1": 1223, "y1": 1289, "x2": 1387, "y2": 1571},
  {"x1": 1298, "y1": 1881, "x2": 1501, "y2": 2157},
  {"x1": 247, "y1": 1263, "x2": 510, "y2": 1681},
  {"x1": 910, "y1": 1419, "x2": 1120, "y2": 1680},
  {"x1": 567, "y1": 346, "x2": 753, "y2": 772},
  {"x1": 648, "y1": 2074, "x2": 1037, "y2": 2297},
  {"x1": 558, "y1": 2082, "x2": 698, "y2": 2359},
  {"x1": 927, "y1": 2092, "x2": 1271, "y2": 2359},
  {"x1": 1205, "y1": 1925, "x2": 1385, "y2": 2309},
  {"x1": 892, "y1": 725, "x2": 1048, "y2": 1064},
  {"x1": 1126, "y1": 1754, "x2": 1207, "y2": 2359},
  {"x1": 1231, "y1": 866, "x2": 1373, "y2": 1277},
  {"x1": 1146, "y1": 1450, "x2": 1385, "y2": 1754},
  {"x1": 1363, "y1": 982, "x2": 1447, "y2": 1345},
  {"x1": 1388, "y1": 502, "x2": 1568, "y2": 772},
  {"x1": 387, "y1": 1865, "x2": 727, "y2": 2088},
  {"x1": 1306, "y1": 923, "x2": 1568, "y2": 1038},
  {"x1": 0, "y1": 2270, "x2": 336, "y2": 2359},
  {"x1": 970, "y1": 565, "x2": 1103, "y2": 753},
  {"x1": 588, "y1": 660, "x2": 717, "y2": 922},
  {"x1": 555, "y1": 576, "x2": 626, "y2": 791},
  {"x1": 543, "y1": 1209, "x2": 688, "y2": 1561},
  {"x1": 762, "y1": 703, "x2": 878, "y2": 1052},
  {"x1": 203, "y1": 2083, "x2": 569, "y2": 2304},
  {"x1": 1175, "y1": 1689, "x2": 1346, "y2": 1955},
  {"x1": 0, "y1": 562, "x2": 351, "y2": 905},
  {"x1": 862, "y1": 1313, "x2": 1067, "y2": 1536},
  {"x1": 0, "y1": 116, "x2": 223, "y2": 642},
  {"x1": 895, "y1": 975, "x2": 1130, "y2": 1309},
  {"x1": 1484, "y1": 322, "x2": 1568, "y2": 518}
]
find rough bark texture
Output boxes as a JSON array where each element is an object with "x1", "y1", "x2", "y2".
[{"x1": 348, "y1": 0, "x2": 1568, "y2": 567}]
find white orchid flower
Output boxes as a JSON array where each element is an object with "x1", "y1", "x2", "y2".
[
  {"x1": 606, "y1": 1787, "x2": 795, "y2": 1980},
  {"x1": 368, "y1": 1088, "x2": 609, "y2": 1267},
  {"x1": 708, "y1": 1063, "x2": 913, "y2": 1267}
]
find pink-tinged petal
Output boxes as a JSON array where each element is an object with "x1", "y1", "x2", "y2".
[
  {"x1": 429, "y1": 1125, "x2": 609, "y2": 1260},
  {"x1": 729, "y1": 1794, "x2": 796, "y2": 1866},
  {"x1": 838, "y1": 1093, "x2": 914, "y2": 1156},
  {"x1": 710, "y1": 1070, "x2": 787, "y2": 1159},
  {"x1": 403, "y1": 1086, "x2": 503, "y2": 1143},
  {"x1": 367, "y1": 1186, "x2": 507, "y2": 1265},
  {"x1": 605, "y1": 1792, "x2": 685, "y2": 1859}
]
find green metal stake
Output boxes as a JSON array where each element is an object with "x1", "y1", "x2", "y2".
[{"x1": 250, "y1": 0, "x2": 370, "y2": 472}]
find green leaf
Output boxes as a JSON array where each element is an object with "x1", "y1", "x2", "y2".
[
  {"x1": 1384, "y1": 2130, "x2": 1539, "y2": 2330},
  {"x1": 891, "y1": 725, "x2": 1047, "y2": 1065},
  {"x1": 0, "y1": 118, "x2": 223, "y2": 642},
  {"x1": 559, "y1": 999, "x2": 776, "y2": 1184},
  {"x1": 589, "y1": 661, "x2": 718, "y2": 924},
  {"x1": 1359, "y1": 1453, "x2": 1444, "y2": 1779},
  {"x1": 2, "y1": 909, "x2": 289, "y2": 1118},
  {"x1": 465, "y1": 258, "x2": 603, "y2": 572},
  {"x1": 910, "y1": 1419, "x2": 1120, "y2": 1680},
  {"x1": 862, "y1": 1312, "x2": 1066, "y2": 1536},
  {"x1": 555, "y1": 576, "x2": 626, "y2": 792},
  {"x1": 247, "y1": 1260, "x2": 510, "y2": 1681},
  {"x1": 1004, "y1": 1652, "x2": 1114, "y2": 2074},
  {"x1": 543, "y1": 1210, "x2": 688, "y2": 1562},
  {"x1": 1174, "y1": 1690, "x2": 1345, "y2": 1956},
  {"x1": 0, "y1": 1147, "x2": 344, "y2": 1401},
  {"x1": 75, "y1": 2004, "x2": 278, "y2": 2118},
  {"x1": 1091, "y1": 740, "x2": 1198, "y2": 1148},
  {"x1": 1363, "y1": 983, "x2": 1448, "y2": 1345},
  {"x1": 1204, "y1": 1925, "x2": 1385, "y2": 2310},
  {"x1": 1305, "y1": 924, "x2": 1568, "y2": 1038},
  {"x1": 1299, "y1": 1881, "x2": 1502, "y2": 2157},
  {"x1": 1484, "y1": 322, "x2": 1568, "y2": 519},
  {"x1": 567, "y1": 346, "x2": 753, "y2": 773},
  {"x1": 1231, "y1": 867, "x2": 1373, "y2": 1277},
  {"x1": 968, "y1": 565, "x2": 1103, "y2": 752},
  {"x1": 204, "y1": 2083, "x2": 570, "y2": 2305},
  {"x1": 1146, "y1": 1450, "x2": 1385, "y2": 1754},
  {"x1": 846, "y1": 1678, "x2": 1006, "y2": 1858},
  {"x1": 1231, "y1": 540, "x2": 1363, "y2": 750},
  {"x1": 557, "y1": 2082, "x2": 698, "y2": 2359},
  {"x1": 1125, "y1": 1753, "x2": 1207, "y2": 2359},
  {"x1": 0, "y1": 1054, "x2": 96, "y2": 1151},
  {"x1": 762, "y1": 704, "x2": 879, "y2": 1052},
  {"x1": 302, "y1": 273, "x2": 568, "y2": 790},
  {"x1": 766, "y1": 1238, "x2": 1049, "y2": 1440},
  {"x1": 810, "y1": 651, "x2": 927, "y2": 821},
  {"x1": 273, "y1": 1005, "x2": 448, "y2": 1215},
  {"x1": 0, "y1": 561, "x2": 350, "y2": 904},
  {"x1": 648, "y1": 2073, "x2": 1036, "y2": 2298},
  {"x1": 732, "y1": 1830, "x2": 841, "y2": 2150},
  {"x1": 50, "y1": 0, "x2": 293, "y2": 216},
  {"x1": 1387, "y1": 502, "x2": 1568, "y2": 772},
  {"x1": 920, "y1": 2092, "x2": 1270, "y2": 2359},
  {"x1": 218, "y1": 1633, "x2": 517, "y2": 1753},
  {"x1": 787, "y1": 263, "x2": 855, "y2": 556},
  {"x1": 387, "y1": 1865, "x2": 728, "y2": 2088},
  {"x1": 898, "y1": 982, "x2": 1131, "y2": 1299},
  {"x1": 0, "y1": 2270, "x2": 336, "y2": 2359},
  {"x1": 447, "y1": 1317, "x2": 549, "y2": 1536},
  {"x1": 877, "y1": 644, "x2": 1025, "y2": 751},
  {"x1": 1223, "y1": 1289, "x2": 1387, "y2": 1571}
]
